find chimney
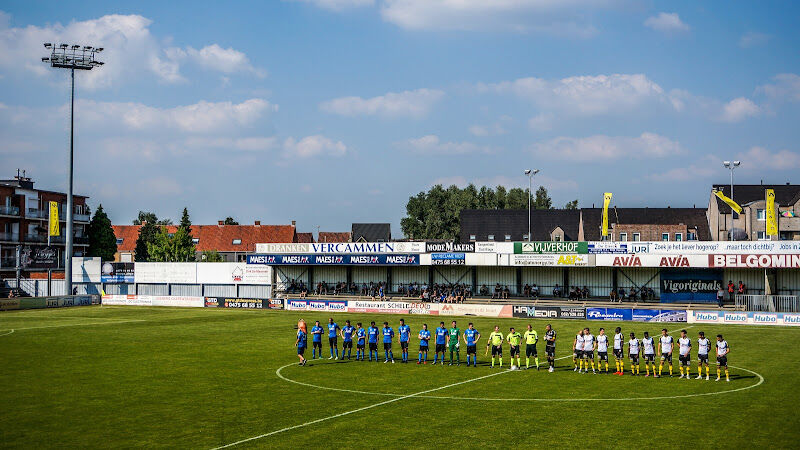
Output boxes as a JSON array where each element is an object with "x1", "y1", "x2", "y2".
[
  {"x1": 218, "y1": 220, "x2": 224, "y2": 226},
  {"x1": 291, "y1": 220, "x2": 296, "y2": 227},
  {"x1": 254, "y1": 220, "x2": 261, "y2": 226}
]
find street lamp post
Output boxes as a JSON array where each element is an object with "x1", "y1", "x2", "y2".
[
  {"x1": 42, "y1": 43, "x2": 104, "y2": 295},
  {"x1": 524, "y1": 169, "x2": 539, "y2": 242},
  {"x1": 723, "y1": 160, "x2": 741, "y2": 241}
]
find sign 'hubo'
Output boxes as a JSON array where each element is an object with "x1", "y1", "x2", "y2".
[
  {"x1": 696, "y1": 312, "x2": 720, "y2": 322},
  {"x1": 724, "y1": 313, "x2": 748, "y2": 323},
  {"x1": 754, "y1": 313, "x2": 778, "y2": 323}
]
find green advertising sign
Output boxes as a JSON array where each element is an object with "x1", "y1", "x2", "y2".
[{"x1": 514, "y1": 241, "x2": 589, "y2": 254}]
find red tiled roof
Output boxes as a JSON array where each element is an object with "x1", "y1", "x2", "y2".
[
  {"x1": 113, "y1": 224, "x2": 297, "y2": 253},
  {"x1": 296, "y1": 232, "x2": 315, "y2": 243},
  {"x1": 317, "y1": 231, "x2": 351, "y2": 243}
]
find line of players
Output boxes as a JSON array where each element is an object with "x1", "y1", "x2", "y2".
[
  {"x1": 572, "y1": 327, "x2": 731, "y2": 382},
  {"x1": 293, "y1": 318, "x2": 731, "y2": 382}
]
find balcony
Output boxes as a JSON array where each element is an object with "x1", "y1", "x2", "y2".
[
  {"x1": 0, "y1": 257, "x2": 16, "y2": 268},
  {"x1": 74, "y1": 212, "x2": 91, "y2": 222},
  {"x1": 0, "y1": 232, "x2": 20, "y2": 242},
  {"x1": 26, "y1": 208, "x2": 47, "y2": 219},
  {"x1": 24, "y1": 233, "x2": 47, "y2": 243},
  {"x1": 0, "y1": 205, "x2": 20, "y2": 216}
]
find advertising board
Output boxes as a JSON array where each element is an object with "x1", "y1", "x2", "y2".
[
  {"x1": 632, "y1": 309, "x2": 688, "y2": 322},
  {"x1": 204, "y1": 298, "x2": 270, "y2": 309},
  {"x1": 474, "y1": 242, "x2": 514, "y2": 254},
  {"x1": 431, "y1": 253, "x2": 466, "y2": 266},
  {"x1": 648, "y1": 241, "x2": 800, "y2": 254},
  {"x1": 101, "y1": 262, "x2": 135, "y2": 283},
  {"x1": 286, "y1": 299, "x2": 348, "y2": 312},
  {"x1": 195, "y1": 263, "x2": 272, "y2": 284},
  {"x1": 437, "y1": 303, "x2": 512, "y2": 318},
  {"x1": 659, "y1": 269, "x2": 722, "y2": 303},
  {"x1": 509, "y1": 254, "x2": 588, "y2": 267},
  {"x1": 134, "y1": 262, "x2": 197, "y2": 284},
  {"x1": 586, "y1": 307, "x2": 633, "y2": 321},
  {"x1": 247, "y1": 254, "x2": 419, "y2": 265},
  {"x1": 687, "y1": 310, "x2": 800, "y2": 326},
  {"x1": 596, "y1": 254, "x2": 709, "y2": 268},
  {"x1": 0, "y1": 295, "x2": 98, "y2": 311},
  {"x1": 513, "y1": 305, "x2": 586, "y2": 319},
  {"x1": 425, "y1": 242, "x2": 475, "y2": 253},
  {"x1": 708, "y1": 254, "x2": 800, "y2": 269},
  {"x1": 514, "y1": 241, "x2": 588, "y2": 254},
  {"x1": 101, "y1": 294, "x2": 203, "y2": 307},
  {"x1": 73, "y1": 257, "x2": 102, "y2": 283},
  {"x1": 255, "y1": 242, "x2": 425, "y2": 254},
  {"x1": 345, "y1": 300, "x2": 436, "y2": 315}
]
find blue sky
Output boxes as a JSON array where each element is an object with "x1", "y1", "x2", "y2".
[{"x1": 1, "y1": 0, "x2": 798, "y2": 235}]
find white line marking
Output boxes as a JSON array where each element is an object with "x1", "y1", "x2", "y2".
[
  {"x1": 212, "y1": 368, "x2": 512, "y2": 449},
  {"x1": 0, "y1": 319, "x2": 146, "y2": 332},
  {"x1": 0, "y1": 329, "x2": 14, "y2": 337}
]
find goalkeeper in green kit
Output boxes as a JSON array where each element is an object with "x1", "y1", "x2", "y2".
[{"x1": 447, "y1": 320, "x2": 461, "y2": 366}]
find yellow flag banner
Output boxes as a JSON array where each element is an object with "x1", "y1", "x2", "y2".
[
  {"x1": 601, "y1": 192, "x2": 612, "y2": 237},
  {"x1": 766, "y1": 189, "x2": 777, "y2": 236},
  {"x1": 714, "y1": 190, "x2": 742, "y2": 214},
  {"x1": 49, "y1": 201, "x2": 60, "y2": 237}
]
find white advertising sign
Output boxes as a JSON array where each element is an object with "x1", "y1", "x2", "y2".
[
  {"x1": 708, "y1": 254, "x2": 800, "y2": 269},
  {"x1": 596, "y1": 254, "x2": 709, "y2": 268},
  {"x1": 505, "y1": 254, "x2": 589, "y2": 267},
  {"x1": 72, "y1": 257, "x2": 101, "y2": 283},
  {"x1": 255, "y1": 242, "x2": 425, "y2": 254},
  {"x1": 474, "y1": 242, "x2": 514, "y2": 254},
  {"x1": 102, "y1": 294, "x2": 204, "y2": 307},
  {"x1": 688, "y1": 310, "x2": 800, "y2": 327},
  {"x1": 195, "y1": 263, "x2": 272, "y2": 284},
  {"x1": 644, "y1": 241, "x2": 800, "y2": 254},
  {"x1": 134, "y1": 262, "x2": 197, "y2": 284}
]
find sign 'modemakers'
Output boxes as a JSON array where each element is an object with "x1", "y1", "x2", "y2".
[{"x1": 425, "y1": 242, "x2": 475, "y2": 253}]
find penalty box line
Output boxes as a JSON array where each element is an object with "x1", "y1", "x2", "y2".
[{"x1": 212, "y1": 369, "x2": 512, "y2": 449}]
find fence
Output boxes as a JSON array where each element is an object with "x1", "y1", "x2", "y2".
[
  {"x1": 3, "y1": 279, "x2": 271, "y2": 300},
  {"x1": 736, "y1": 294, "x2": 800, "y2": 312}
]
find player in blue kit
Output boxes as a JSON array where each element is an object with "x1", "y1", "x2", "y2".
[
  {"x1": 398, "y1": 318, "x2": 412, "y2": 363},
  {"x1": 311, "y1": 320, "x2": 323, "y2": 359},
  {"x1": 463, "y1": 323, "x2": 481, "y2": 367},
  {"x1": 340, "y1": 320, "x2": 355, "y2": 360},
  {"x1": 418, "y1": 324, "x2": 431, "y2": 364},
  {"x1": 327, "y1": 318, "x2": 340, "y2": 360},
  {"x1": 433, "y1": 322, "x2": 448, "y2": 365},
  {"x1": 295, "y1": 327, "x2": 307, "y2": 366},
  {"x1": 367, "y1": 321, "x2": 379, "y2": 362},
  {"x1": 382, "y1": 321, "x2": 395, "y2": 363},
  {"x1": 355, "y1": 322, "x2": 366, "y2": 361}
]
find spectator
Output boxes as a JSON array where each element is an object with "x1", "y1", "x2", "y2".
[
  {"x1": 502, "y1": 285, "x2": 510, "y2": 299},
  {"x1": 493, "y1": 283, "x2": 502, "y2": 299},
  {"x1": 523, "y1": 284, "x2": 531, "y2": 298},
  {"x1": 553, "y1": 284, "x2": 562, "y2": 297},
  {"x1": 717, "y1": 286, "x2": 725, "y2": 307},
  {"x1": 727, "y1": 280, "x2": 735, "y2": 302},
  {"x1": 582, "y1": 286, "x2": 589, "y2": 299},
  {"x1": 531, "y1": 284, "x2": 539, "y2": 299},
  {"x1": 480, "y1": 284, "x2": 489, "y2": 296},
  {"x1": 738, "y1": 281, "x2": 746, "y2": 296},
  {"x1": 619, "y1": 287, "x2": 626, "y2": 301},
  {"x1": 609, "y1": 289, "x2": 618, "y2": 302}
]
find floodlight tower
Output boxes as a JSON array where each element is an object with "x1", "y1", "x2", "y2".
[{"x1": 42, "y1": 43, "x2": 104, "y2": 295}]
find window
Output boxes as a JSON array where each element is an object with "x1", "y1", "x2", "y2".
[
  {"x1": 232, "y1": 239, "x2": 242, "y2": 245},
  {"x1": 757, "y1": 209, "x2": 765, "y2": 221},
  {"x1": 675, "y1": 233, "x2": 683, "y2": 241},
  {"x1": 662, "y1": 233, "x2": 669, "y2": 241},
  {"x1": 757, "y1": 231, "x2": 767, "y2": 240},
  {"x1": 619, "y1": 233, "x2": 627, "y2": 242},
  {"x1": 632, "y1": 233, "x2": 641, "y2": 241},
  {"x1": 116, "y1": 238, "x2": 123, "y2": 245},
  {"x1": 688, "y1": 231, "x2": 697, "y2": 241},
  {"x1": 553, "y1": 235, "x2": 562, "y2": 242},
  {"x1": 504, "y1": 234, "x2": 511, "y2": 241},
  {"x1": 192, "y1": 238, "x2": 199, "y2": 244},
  {"x1": 469, "y1": 234, "x2": 476, "y2": 241},
  {"x1": 488, "y1": 234, "x2": 495, "y2": 241},
  {"x1": 522, "y1": 233, "x2": 529, "y2": 241}
]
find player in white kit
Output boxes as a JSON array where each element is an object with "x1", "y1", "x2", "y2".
[
  {"x1": 657, "y1": 328, "x2": 674, "y2": 378},
  {"x1": 696, "y1": 331, "x2": 711, "y2": 380},
  {"x1": 582, "y1": 327, "x2": 596, "y2": 374},
  {"x1": 716, "y1": 334, "x2": 730, "y2": 382},
  {"x1": 613, "y1": 326, "x2": 625, "y2": 376},
  {"x1": 596, "y1": 328, "x2": 610, "y2": 374},
  {"x1": 573, "y1": 330, "x2": 585, "y2": 372},
  {"x1": 628, "y1": 332, "x2": 641, "y2": 375},
  {"x1": 642, "y1": 331, "x2": 656, "y2": 377},
  {"x1": 677, "y1": 329, "x2": 692, "y2": 379}
]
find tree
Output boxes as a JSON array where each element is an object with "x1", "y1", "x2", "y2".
[
  {"x1": 147, "y1": 227, "x2": 195, "y2": 262},
  {"x1": 565, "y1": 199, "x2": 579, "y2": 210},
  {"x1": 133, "y1": 211, "x2": 172, "y2": 226},
  {"x1": 199, "y1": 250, "x2": 223, "y2": 262},
  {"x1": 176, "y1": 207, "x2": 195, "y2": 261},
  {"x1": 134, "y1": 221, "x2": 159, "y2": 262},
  {"x1": 87, "y1": 204, "x2": 117, "y2": 261},
  {"x1": 223, "y1": 217, "x2": 239, "y2": 225},
  {"x1": 533, "y1": 186, "x2": 553, "y2": 210}
]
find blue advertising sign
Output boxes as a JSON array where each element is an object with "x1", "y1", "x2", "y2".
[
  {"x1": 247, "y1": 254, "x2": 419, "y2": 266},
  {"x1": 660, "y1": 269, "x2": 722, "y2": 303},
  {"x1": 586, "y1": 308, "x2": 633, "y2": 321},
  {"x1": 430, "y1": 253, "x2": 466, "y2": 260},
  {"x1": 633, "y1": 309, "x2": 687, "y2": 322}
]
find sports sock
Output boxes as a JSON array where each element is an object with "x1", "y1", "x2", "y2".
[
  {"x1": 535, "y1": 357, "x2": 539, "y2": 368},
  {"x1": 605, "y1": 362, "x2": 608, "y2": 371},
  {"x1": 706, "y1": 366, "x2": 710, "y2": 376},
  {"x1": 590, "y1": 361, "x2": 595, "y2": 371},
  {"x1": 717, "y1": 367, "x2": 721, "y2": 377},
  {"x1": 456, "y1": 352, "x2": 460, "y2": 363},
  {"x1": 499, "y1": 357, "x2": 503, "y2": 367},
  {"x1": 491, "y1": 356, "x2": 495, "y2": 367},
  {"x1": 669, "y1": 364, "x2": 673, "y2": 376},
  {"x1": 658, "y1": 363, "x2": 662, "y2": 375},
  {"x1": 698, "y1": 366, "x2": 702, "y2": 376},
  {"x1": 637, "y1": 365, "x2": 640, "y2": 374},
  {"x1": 389, "y1": 351, "x2": 393, "y2": 360},
  {"x1": 620, "y1": 361, "x2": 624, "y2": 372},
  {"x1": 526, "y1": 357, "x2": 530, "y2": 368},
  {"x1": 725, "y1": 369, "x2": 729, "y2": 379}
]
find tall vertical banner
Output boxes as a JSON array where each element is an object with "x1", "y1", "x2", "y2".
[
  {"x1": 48, "y1": 201, "x2": 60, "y2": 237},
  {"x1": 602, "y1": 192, "x2": 612, "y2": 237},
  {"x1": 766, "y1": 189, "x2": 777, "y2": 237}
]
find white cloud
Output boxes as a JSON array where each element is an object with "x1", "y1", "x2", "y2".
[
  {"x1": 0, "y1": 13, "x2": 263, "y2": 88},
  {"x1": 644, "y1": 12, "x2": 689, "y2": 33},
  {"x1": 185, "y1": 136, "x2": 279, "y2": 152},
  {"x1": 739, "y1": 32, "x2": 771, "y2": 49},
  {"x1": 320, "y1": 88, "x2": 444, "y2": 118},
  {"x1": 757, "y1": 73, "x2": 800, "y2": 102},
  {"x1": 76, "y1": 98, "x2": 277, "y2": 133},
  {"x1": 648, "y1": 155, "x2": 718, "y2": 182},
  {"x1": 736, "y1": 146, "x2": 800, "y2": 170},
  {"x1": 165, "y1": 44, "x2": 266, "y2": 77},
  {"x1": 283, "y1": 135, "x2": 347, "y2": 158},
  {"x1": 527, "y1": 113, "x2": 554, "y2": 131},
  {"x1": 719, "y1": 97, "x2": 760, "y2": 122},
  {"x1": 293, "y1": 0, "x2": 375, "y2": 10},
  {"x1": 469, "y1": 121, "x2": 507, "y2": 136},
  {"x1": 399, "y1": 135, "x2": 494, "y2": 154},
  {"x1": 379, "y1": 0, "x2": 610, "y2": 36},
  {"x1": 481, "y1": 73, "x2": 666, "y2": 115},
  {"x1": 531, "y1": 132, "x2": 684, "y2": 161}
]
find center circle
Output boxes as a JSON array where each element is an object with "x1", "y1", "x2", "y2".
[{"x1": 275, "y1": 363, "x2": 764, "y2": 402}]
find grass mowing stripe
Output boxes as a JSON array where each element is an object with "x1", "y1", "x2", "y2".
[
  {"x1": 0, "y1": 319, "x2": 146, "y2": 332},
  {"x1": 212, "y1": 369, "x2": 513, "y2": 449}
]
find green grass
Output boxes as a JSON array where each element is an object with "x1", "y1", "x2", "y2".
[{"x1": 1, "y1": 306, "x2": 799, "y2": 448}]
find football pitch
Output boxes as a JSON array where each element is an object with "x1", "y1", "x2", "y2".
[{"x1": 1, "y1": 306, "x2": 798, "y2": 448}]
